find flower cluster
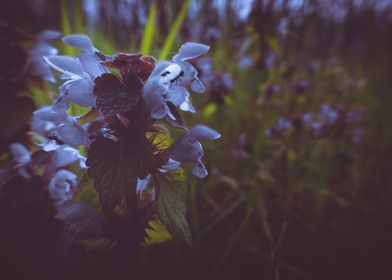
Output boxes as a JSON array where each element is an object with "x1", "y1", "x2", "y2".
[
  {"x1": 7, "y1": 33, "x2": 220, "y2": 246},
  {"x1": 264, "y1": 103, "x2": 364, "y2": 142}
]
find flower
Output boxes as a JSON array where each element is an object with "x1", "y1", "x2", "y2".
[
  {"x1": 319, "y1": 103, "x2": 338, "y2": 124},
  {"x1": 44, "y1": 34, "x2": 107, "y2": 107},
  {"x1": 169, "y1": 125, "x2": 220, "y2": 177},
  {"x1": 48, "y1": 170, "x2": 78, "y2": 204},
  {"x1": 9, "y1": 143, "x2": 31, "y2": 166},
  {"x1": 28, "y1": 30, "x2": 61, "y2": 82},
  {"x1": 143, "y1": 42, "x2": 209, "y2": 124}
]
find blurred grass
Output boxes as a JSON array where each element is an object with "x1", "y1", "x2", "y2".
[
  {"x1": 140, "y1": 1, "x2": 157, "y2": 55},
  {"x1": 159, "y1": 0, "x2": 191, "y2": 60}
]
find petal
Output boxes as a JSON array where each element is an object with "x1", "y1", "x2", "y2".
[
  {"x1": 37, "y1": 30, "x2": 61, "y2": 41},
  {"x1": 31, "y1": 117, "x2": 55, "y2": 135},
  {"x1": 176, "y1": 42, "x2": 210, "y2": 61},
  {"x1": 166, "y1": 86, "x2": 187, "y2": 107},
  {"x1": 151, "y1": 105, "x2": 167, "y2": 119},
  {"x1": 136, "y1": 175, "x2": 151, "y2": 193},
  {"x1": 41, "y1": 140, "x2": 60, "y2": 151},
  {"x1": 60, "y1": 77, "x2": 94, "y2": 107},
  {"x1": 158, "y1": 63, "x2": 182, "y2": 84},
  {"x1": 10, "y1": 143, "x2": 31, "y2": 165},
  {"x1": 190, "y1": 77, "x2": 205, "y2": 93},
  {"x1": 176, "y1": 61, "x2": 197, "y2": 84},
  {"x1": 48, "y1": 170, "x2": 77, "y2": 202},
  {"x1": 159, "y1": 158, "x2": 181, "y2": 173},
  {"x1": 192, "y1": 160, "x2": 208, "y2": 178},
  {"x1": 62, "y1": 34, "x2": 94, "y2": 52},
  {"x1": 171, "y1": 137, "x2": 203, "y2": 162},
  {"x1": 190, "y1": 125, "x2": 221, "y2": 141},
  {"x1": 33, "y1": 106, "x2": 68, "y2": 124},
  {"x1": 52, "y1": 96, "x2": 70, "y2": 112},
  {"x1": 149, "y1": 61, "x2": 173, "y2": 79},
  {"x1": 55, "y1": 146, "x2": 82, "y2": 167},
  {"x1": 179, "y1": 94, "x2": 196, "y2": 113},
  {"x1": 78, "y1": 52, "x2": 107, "y2": 78},
  {"x1": 51, "y1": 121, "x2": 89, "y2": 147},
  {"x1": 44, "y1": 55, "x2": 84, "y2": 78}
]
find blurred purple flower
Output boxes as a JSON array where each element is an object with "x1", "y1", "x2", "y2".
[
  {"x1": 319, "y1": 103, "x2": 338, "y2": 124},
  {"x1": 28, "y1": 30, "x2": 61, "y2": 82},
  {"x1": 350, "y1": 127, "x2": 363, "y2": 143},
  {"x1": 10, "y1": 143, "x2": 31, "y2": 166}
]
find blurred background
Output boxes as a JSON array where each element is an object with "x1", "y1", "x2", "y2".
[{"x1": 1, "y1": 0, "x2": 392, "y2": 279}]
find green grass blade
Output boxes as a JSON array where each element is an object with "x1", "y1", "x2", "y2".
[
  {"x1": 140, "y1": 1, "x2": 157, "y2": 55},
  {"x1": 60, "y1": 0, "x2": 89, "y2": 117},
  {"x1": 159, "y1": 0, "x2": 191, "y2": 60},
  {"x1": 60, "y1": 0, "x2": 75, "y2": 56},
  {"x1": 74, "y1": 0, "x2": 85, "y2": 34}
]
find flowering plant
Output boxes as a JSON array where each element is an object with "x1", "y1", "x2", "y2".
[{"x1": 6, "y1": 33, "x2": 220, "y2": 248}]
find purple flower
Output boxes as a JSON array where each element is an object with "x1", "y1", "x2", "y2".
[
  {"x1": 9, "y1": 143, "x2": 31, "y2": 166},
  {"x1": 48, "y1": 170, "x2": 78, "y2": 204},
  {"x1": 44, "y1": 34, "x2": 107, "y2": 107},
  {"x1": 302, "y1": 112, "x2": 313, "y2": 126},
  {"x1": 29, "y1": 30, "x2": 61, "y2": 82},
  {"x1": 143, "y1": 42, "x2": 209, "y2": 122},
  {"x1": 169, "y1": 125, "x2": 220, "y2": 178},
  {"x1": 319, "y1": 103, "x2": 338, "y2": 124}
]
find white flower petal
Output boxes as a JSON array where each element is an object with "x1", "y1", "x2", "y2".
[
  {"x1": 176, "y1": 42, "x2": 210, "y2": 61},
  {"x1": 190, "y1": 125, "x2": 221, "y2": 141},
  {"x1": 78, "y1": 52, "x2": 107, "y2": 78},
  {"x1": 159, "y1": 158, "x2": 181, "y2": 173},
  {"x1": 51, "y1": 122, "x2": 89, "y2": 147},
  {"x1": 60, "y1": 77, "x2": 94, "y2": 107},
  {"x1": 62, "y1": 34, "x2": 94, "y2": 53},
  {"x1": 149, "y1": 61, "x2": 173, "y2": 79},
  {"x1": 166, "y1": 86, "x2": 187, "y2": 107},
  {"x1": 192, "y1": 160, "x2": 208, "y2": 178},
  {"x1": 48, "y1": 170, "x2": 77, "y2": 203},
  {"x1": 44, "y1": 55, "x2": 84, "y2": 79},
  {"x1": 55, "y1": 146, "x2": 82, "y2": 167},
  {"x1": 33, "y1": 106, "x2": 68, "y2": 124},
  {"x1": 190, "y1": 77, "x2": 205, "y2": 93},
  {"x1": 158, "y1": 63, "x2": 181, "y2": 84},
  {"x1": 42, "y1": 140, "x2": 60, "y2": 151}
]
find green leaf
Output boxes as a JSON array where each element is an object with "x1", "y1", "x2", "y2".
[
  {"x1": 159, "y1": 0, "x2": 191, "y2": 60},
  {"x1": 60, "y1": 0, "x2": 76, "y2": 56},
  {"x1": 86, "y1": 128, "x2": 154, "y2": 214},
  {"x1": 140, "y1": 1, "x2": 157, "y2": 55},
  {"x1": 157, "y1": 168, "x2": 191, "y2": 244},
  {"x1": 144, "y1": 220, "x2": 172, "y2": 246}
]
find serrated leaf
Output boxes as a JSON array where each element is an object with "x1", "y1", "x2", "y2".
[
  {"x1": 157, "y1": 168, "x2": 191, "y2": 244},
  {"x1": 94, "y1": 73, "x2": 142, "y2": 117},
  {"x1": 143, "y1": 220, "x2": 172, "y2": 246},
  {"x1": 86, "y1": 127, "x2": 154, "y2": 213}
]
